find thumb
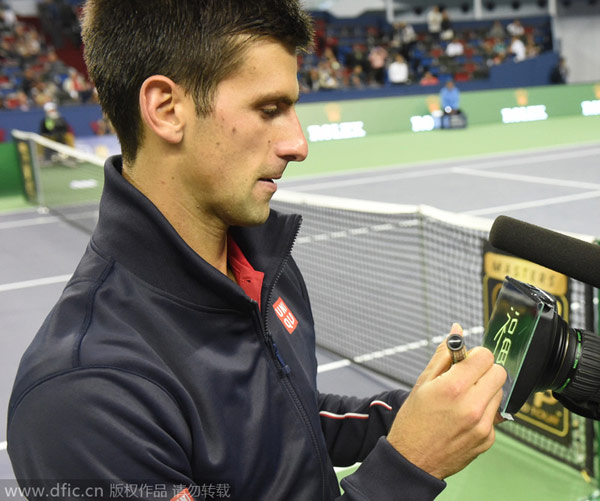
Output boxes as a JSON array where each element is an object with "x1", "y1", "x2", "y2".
[{"x1": 417, "y1": 323, "x2": 463, "y2": 384}]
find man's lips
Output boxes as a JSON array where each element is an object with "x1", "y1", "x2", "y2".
[{"x1": 259, "y1": 173, "x2": 282, "y2": 183}]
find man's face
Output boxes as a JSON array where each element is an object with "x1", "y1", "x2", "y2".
[{"x1": 180, "y1": 39, "x2": 308, "y2": 231}]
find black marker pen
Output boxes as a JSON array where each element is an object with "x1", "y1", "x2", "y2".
[{"x1": 447, "y1": 334, "x2": 467, "y2": 364}]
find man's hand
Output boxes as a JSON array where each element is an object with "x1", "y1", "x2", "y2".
[{"x1": 387, "y1": 323, "x2": 507, "y2": 480}]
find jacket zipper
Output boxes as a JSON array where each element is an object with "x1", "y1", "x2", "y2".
[{"x1": 260, "y1": 217, "x2": 328, "y2": 500}]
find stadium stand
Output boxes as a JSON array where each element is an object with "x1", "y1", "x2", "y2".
[
  {"x1": 298, "y1": 10, "x2": 553, "y2": 91},
  {"x1": 0, "y1": 0, "x2": 91, "y2": 111},
  {"x1": 0, "y1": 1, "x2": 568, "y2": 138}
]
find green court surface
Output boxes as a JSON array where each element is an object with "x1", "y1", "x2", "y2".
[
  {"x1": 37, "y1": 161, "x2": 104, "y2": 208},
  {"x1": 438, "y1": 431, "x2": 597, "y2": 500},
  {"x1": 284, "y1": 114, "x2": 600, "y2": 180},
  {"x1": 335, "y1": 431, "x2": 598, "y2": 500},
  {"x1": 0, "y1": 195, "x2": 31, "y2": 212},
  {"x1": 2, "y1": 114, "x2": 600, "y2": 212}
]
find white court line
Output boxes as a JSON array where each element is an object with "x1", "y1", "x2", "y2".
[
  {"x1": 0, "y1": 275, "x2": 72, "y2": 293},
  {"x1": 452, "y1": 167, "x2": 600, "y2": 190},
  {"x1": 0, "y1": 441, "x2": 6, "y2": 451},
  {"x1": 317, "y1": 327, "x2": 483, "y2": 373},
  {"x1": 0, "y1": 211, "x2": 98, "y2": 230},
  {"x1": 0, "y1": 215, "x2": 63, "y2": 230},
  {"x1": 463, "y1": 190, "x2": 600, "y2": 216},
  {"x1": 284, "y1": 146, "x2": 600, "y2": 192},
  {"x1": 286, "y1": 167, "x2": 452, "y2": 192}
]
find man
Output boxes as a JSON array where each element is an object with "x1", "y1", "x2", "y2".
[
  {"x1": 39, "y1": 101, "x2": 74, "y2": 146},
  {"x1": 39, "y1": 101, "x2": 75, "y2": 162},
  {"x1": 509, "y1": 35, "x2": 527, "y2": 63},
  {"x1": 427, "y1": 5, "x2": 443, "y2": 41},
  {"x1": 387, "y1": 53, "x2": 409, "y2": 85},
  {"x1": 8, "y1": 1, "x2": 505, "y2": 499},
  {"x1": 440, "y1": 80, "x2": 461, "y2": 114}
]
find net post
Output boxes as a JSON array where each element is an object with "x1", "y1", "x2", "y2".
[{"x1": 11, "y1": 129, "x2": 44, "y2": 208}]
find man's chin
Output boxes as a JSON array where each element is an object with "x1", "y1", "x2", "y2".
[{"x1": 232, "y1": 207, "x2": 272, "y2": 227}]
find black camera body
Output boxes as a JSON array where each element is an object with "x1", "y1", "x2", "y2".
[{"x1": 483, "y1": 276, "x2": 600, "y2": 419}]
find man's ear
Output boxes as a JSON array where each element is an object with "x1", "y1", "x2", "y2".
[{"x1": 139, "y1": 75, "x2": 185, "y2": 144}]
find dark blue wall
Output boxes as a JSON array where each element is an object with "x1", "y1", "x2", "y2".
[
  {"x1": 0, "y1": 51, "x2": 559, "y2": 140},
  {"x1": 0, "y1": 103, "x2": 104, "y2": 139}
]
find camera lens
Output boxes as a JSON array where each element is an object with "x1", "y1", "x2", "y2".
[
  {"x1": 484, "y1": 276, "x2": 600, "y2": 418},
  {"x1": 554, "y1": 329, "x2": 600, "y2": 417},
  {"x1": 504, "y1": 306, "x2": 577, "y2": 414}
]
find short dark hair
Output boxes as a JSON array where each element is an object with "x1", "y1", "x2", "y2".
[{"x1": 82, "y1": 0, "x2": 314, "y2": 164}]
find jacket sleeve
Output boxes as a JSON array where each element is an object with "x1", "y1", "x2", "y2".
[
  {"x1": 7, "y1": 367, "x2": 199, "y2": 501},
  {"x1": 318, "y1": 389, "x2": 407, "y2": 466},
  {"x1": 319, "y1": 391, "x2": 446, "y2": 500},
  {"x1": 338, "y1": 437, "x2": 446, "y2": 500}
]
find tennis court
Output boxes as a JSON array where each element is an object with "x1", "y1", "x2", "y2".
[{"x1": 1, "y1": 114, "x2": 600, "y2": 499}]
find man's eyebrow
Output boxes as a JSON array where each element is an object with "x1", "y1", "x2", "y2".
[{"x1": 253, "y1": 92, "x2": 300, "y2": 106}]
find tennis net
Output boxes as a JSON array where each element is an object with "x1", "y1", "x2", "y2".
[
  {"x1": 12, "y1": 129, "x2": 105, "y2": 233},
  {"x1": 271, "y1": 189, "x2": 597, "y2": 476}
]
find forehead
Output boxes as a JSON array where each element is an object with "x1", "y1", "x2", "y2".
[{"x1": 215, "y1": 39, "x2": 300, "y2": 104}]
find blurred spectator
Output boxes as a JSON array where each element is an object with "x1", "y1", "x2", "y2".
[
  {"x1": 525, "y1": 33, "x2": 540, "y2": 58},
  {"x1": 43, "y1": 49, "x2": 69, "y2": 78},
  {"x1": 12, "y1": 24, "x2": 42, "y2": 68},
  {"x1": 348, "y1": 64, "x2": 367, "y2": 89},
  {"x1": 10, "y1": 90, "x2": 32, "y2": 111},
  {"x1": 345, "y1": 43, "x2": 368, "y2": 74},
  {"x1": 37, "y1": 0, "x2": 63, "y2": 48},
  {"x1": 440, "y1": 80, "x2": 467, "y2": 129},
  {"x1": 62, "y1": 68, "x2": 92, "y2": 103},
  {"x1": 31, "y1": 78, "x2": 61, "y2": 107},
  {"x1": 392, "y1": 21, "x2": 417, "y2": 63},
  {"x1": 20, "y1": 67, "x2": 37, "y2": 99},
  {"x1": 39, "y1": 101, "x2": 74, "y2": 147},
  {"x1": 0, "y1": 3, "x2": 17, "y2": 31},
  {"x1": 488, "y1": 20, "x2": 505, "y2": 39},
  {"x1": 427, "y1": 6, "x2": 443, "y2": 41},
  {"x1": 322, "y1": 46, "x2": 341, "y2": 71},
  {"x1": 509, "y1": 35, "x2": 526, "y2": 62},
  {"x1": 92, "y1": 112, "x2": 116, "y2": 136},
  {"x1": 507, "y1": 19, "x2": 525, "y2": 37},
  {"x1": 483, "y1": 37, "x2": 506, "y2": 65},
  {"x1": 440, "y1": 80, "x2": 460, "y2": 114},
  {"x1": 388, "y1": 53, "x2": 409, "y2": 85},
  {"x1": 446, "y1": 38, "x2": 464, "y2": 58},
  {"x1": 367, "y1": 44, "x2": 388, "y2": 85},
  {"x1": 316, "y1": 60, "x2": 340, "y2": 90},
  {"x1": 420, "y1": 70, "x2": 439, "y2": 86},
  {"x1": 550, "y1": 56, "x2": 568, "y2": 84},
  {"x1": 440, "y1": 10, "x2": 454, "y2": 42},
  {"x1": 299, "y1": 66, "x2": 320, "y2": 92},
  {"x1": 365, "y1": 25, "x2": 380, "y2": 49},
  {"x1": 58, "y1": 0, "x2": 81, "y2": 47}
]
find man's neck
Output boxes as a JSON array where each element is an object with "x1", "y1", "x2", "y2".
[{"x1": 122, "y1": 162, "x2": 231, "y2": 278}]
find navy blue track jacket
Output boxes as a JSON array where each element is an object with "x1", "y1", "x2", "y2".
[{"x1": 8, "y1": 157, "x2": 446, "y2": 500}]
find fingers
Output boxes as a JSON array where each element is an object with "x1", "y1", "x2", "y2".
[
  {"x1": 417, "y1": 323, "x2": 463, "y2": 384},
  {"x1": 449, "y1": 346, "x2": 499, "y2": 387},
  {"x1": 472, "y1": 387, "x2": 504, "y2": 455}
]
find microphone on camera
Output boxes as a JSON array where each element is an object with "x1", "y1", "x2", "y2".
[{"x1": 489, "y1": 215, "x2": 600, "y2": 290}]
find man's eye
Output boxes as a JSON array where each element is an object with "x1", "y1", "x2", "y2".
[{"x1": 261, "y1": 106, "x2": 279, "y2": 117}]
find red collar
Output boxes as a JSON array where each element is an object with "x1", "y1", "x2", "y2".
[{"x1": 227, "y1": 235, "x2": 264, "y2": 307}]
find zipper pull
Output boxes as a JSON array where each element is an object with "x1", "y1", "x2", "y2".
[{"x1": 272, "y1": 342, "x2": 291, "y2": 376}]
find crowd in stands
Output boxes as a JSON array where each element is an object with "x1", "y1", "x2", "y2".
[
  {"x1": 298, "y1": 6, "x2": 553, "y2": 92},
  {"x1": 0, "y1": 0, "x2": 93, "y2": 111},
  {"x1": 0, "y1": 1, "x2": 557, "y2": 111}
]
